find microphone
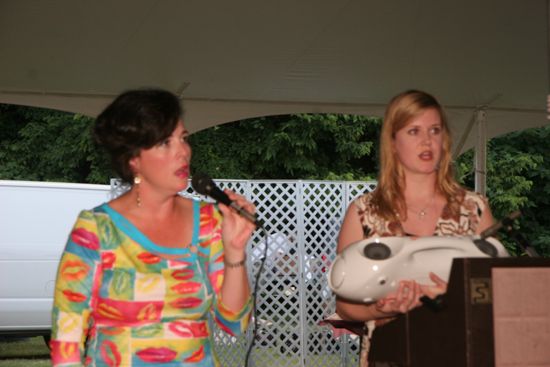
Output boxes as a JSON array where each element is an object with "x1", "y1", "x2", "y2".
[
  {"x1": 191, "y1": 172, "x2": 263, "y2": 227},
  {"x1": 479, "y1": 210, "x2": 540, "y2": 257},
  {"x1": 480, "y1": 210, "x2": 521, "y2": 239}
]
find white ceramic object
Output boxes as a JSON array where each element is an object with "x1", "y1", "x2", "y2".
[{"x1": 328, "y1": 236, "x2": 509, "y2": 303}]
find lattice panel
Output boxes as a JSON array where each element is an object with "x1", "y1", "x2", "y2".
[
  {"x1": 346, "y1": 182, "x2": 377, "y2": 204},
  {"x1": 111, "y1": 179, "x2": 375, "y2": 366}
]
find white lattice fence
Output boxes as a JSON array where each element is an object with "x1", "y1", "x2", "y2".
[{"x1": 111, "y1": 179, "x2": 377, "y2": 367}]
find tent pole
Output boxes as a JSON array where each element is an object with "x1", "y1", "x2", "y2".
[
  {"x1": 453, "y1": 113, "x2": 476, "y2": 159},
  {"x1": 474, "y1": 109, "x2": 487, "y2": 195}
]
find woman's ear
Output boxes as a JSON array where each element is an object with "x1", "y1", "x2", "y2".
[{"x1": 129, "y1": 155, "x2": 140, "y2": 175}]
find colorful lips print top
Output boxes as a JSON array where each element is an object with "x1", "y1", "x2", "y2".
[{"x1": 50, "y1": 200, "x2": 252, "y2": 367}]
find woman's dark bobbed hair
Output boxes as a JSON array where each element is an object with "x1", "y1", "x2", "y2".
[{"x1": 93, "y1": 88, "x2": 183, "y2": 183}]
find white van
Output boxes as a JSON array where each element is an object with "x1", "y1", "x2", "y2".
[{"x1": 0, "y1": 180, "x2": 110, "y2": 339}]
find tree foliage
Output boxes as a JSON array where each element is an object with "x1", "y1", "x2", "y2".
[
  {"x1": 456, "y1": 125, "x2": 550, "y2": 256},
  {"x1": 0, "y1": 104, "x2": 112, "y2": 183},
  {"x1": 189, "y1": 114, "x2": 381, "y2": 180}
]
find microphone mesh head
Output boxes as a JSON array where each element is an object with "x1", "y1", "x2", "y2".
[{"x1": 191, "y1": 172, "x2": 213, "y2": 196}]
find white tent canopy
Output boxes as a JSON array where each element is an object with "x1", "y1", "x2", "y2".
[{"x1": 0, "y1": 0, "x2": 548, "y2": 159}]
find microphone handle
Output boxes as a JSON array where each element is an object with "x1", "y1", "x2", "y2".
[
  {"x1": 210, "y1": 187, "x2": 262, "y2": 227},
  {"x1": 480, "y1": 221, "x2": 502, "y2": 239},
  {"x1": 229, "y1": 202, "x2": 260, "y2": 225},
  {"x1": 210, "y1": 186, "x2": 233, "y2": 207},
  {"x1": 480, "y1": 210, "x2": 521, "y2": 239}
]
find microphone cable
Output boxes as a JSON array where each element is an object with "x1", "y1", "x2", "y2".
[{"x1": 244, "y1": 226, "x2": 269, "y2": 367}]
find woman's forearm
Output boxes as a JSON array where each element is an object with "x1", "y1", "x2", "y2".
[{"x1": 220, "y1": 261, "x2": 251, "y2": 311}]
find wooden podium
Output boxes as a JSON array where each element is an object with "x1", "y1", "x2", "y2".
[{"x1": 368, "y1": 258, "x2": 550, "y2": 367}]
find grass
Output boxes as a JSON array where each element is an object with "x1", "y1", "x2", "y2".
[
  {"x1": 0, "y1": 337, "x2": 50, "y2": 367},
  {"x1": 216, "y1": 344, "x2": 344, "y2": 366},
  {"x1": 0, "y1": 336, "x2": 347, "y2": 367}
]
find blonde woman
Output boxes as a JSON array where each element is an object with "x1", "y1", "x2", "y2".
[{"x1": 335, "y1": 90, "x2": 494, "y2": 366}]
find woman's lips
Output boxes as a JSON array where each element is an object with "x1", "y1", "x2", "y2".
[
  {"x1": 175, "y1": 166, "x2": 189, "y2": 178},
  {"x1": 419, "y1": 151, "x2": 433, "y2": 160}
]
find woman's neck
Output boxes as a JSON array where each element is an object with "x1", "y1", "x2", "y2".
[
  {"x1": 403, "y1": 173, "x2": 438, "y2": 201},
  {"x1": 399, "y1": 173, "x2": 443, "y2": 229},
  {"x1": 113, "y1": 187, "x2": 182, "y2": 221}
]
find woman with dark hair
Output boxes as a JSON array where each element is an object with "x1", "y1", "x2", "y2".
[
  {"x1": 50, "y1": 89, "x2": 255, "y2": 366},
  {"x1": 335, "y1": 90, "x2": 495, "y2": 365}
]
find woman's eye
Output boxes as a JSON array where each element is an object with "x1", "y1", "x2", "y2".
[
  {"x1": 159, "y1": 139, "x2": 170, "y2": 147},
  {"x1": 407, "y1": 128, "x2": 418, "y2": 135},
  {"x1": 430, "y1": 127, "x2": 441, "y2": 134},
  {"x1": 181, "y1": 134, "x2": 189, "y2": 143}
]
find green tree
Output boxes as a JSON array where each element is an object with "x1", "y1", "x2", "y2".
[
  {"x1": 456, "y1": 125, "x2": 550, "y2": 257},
  {"x1": 189, "y1": 114, "x2": 381, "y2": 180},
  {"x1": 0, "y1": 104, "x2": 111, "y2": 183},
  {"x1": 2, "y1": 106, "x2": 382, "y2": 182}
]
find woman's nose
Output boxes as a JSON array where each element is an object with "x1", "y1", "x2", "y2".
[
  {"x1": 421, "y1": 130, "x2": 432, "y2": 145},
  {"x1": 177, "y1": 140, "x2": 191, "y2": 157}
]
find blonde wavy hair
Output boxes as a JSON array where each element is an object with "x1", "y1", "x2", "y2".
[{"x1": 371, "y1": 90, "x2": 462, "y2": 221}]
